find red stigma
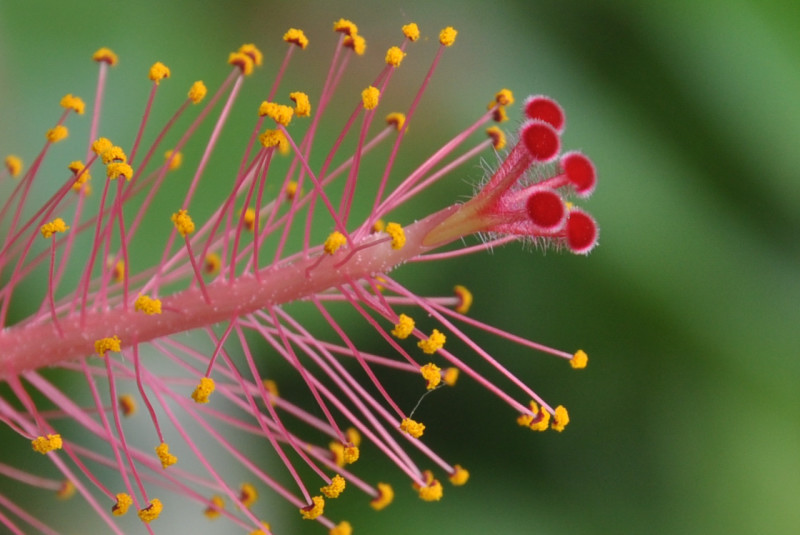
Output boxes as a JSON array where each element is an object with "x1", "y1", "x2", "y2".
[
  {"x1": 565, "y1": 210, "x2": 598, "y2": 254},
  {"x1": 560, "y1": 152, "x2": 596, "y2": 197},
  {"x1": 521, "y1": 120, "x2": 560, "y2": 163},
  {"x1": 526, "y1": 190, "x2": 566, "y2": 230},
  {"x1": 524, "y1": 95, "x2": 565, "y2": 133}
]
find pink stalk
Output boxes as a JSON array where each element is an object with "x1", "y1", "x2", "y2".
[
  {"x1": 0, "y1": 208, "x2": 454, "y2": 375},
  {"x1": 87, "y1": 61, "x2": 108, "y2": 160},
  {"x1": 45, "y1": 237, "x2": 63, "y2": 336},
  {"x1": 128, "y1": 82, "x2": 159, "y2": 165},
  {"x1": 0, "y1": 493, "x2": 60, "y2": 535},
  {"x1": 270, "y1": 309, "x2": 424, "y2": 477},
  {"x1": 80, "y1": 358, "x2": 153, "y2": 534}
]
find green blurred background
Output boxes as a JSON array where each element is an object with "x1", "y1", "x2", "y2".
[{"x1": 1, "y1": 0, "x2": 798, "y2": 534}]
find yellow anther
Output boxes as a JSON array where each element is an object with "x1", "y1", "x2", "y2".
[
  {"x1": 402, "y1": 23, "x2": 420, "y2": 41},
  {"x1": 330, "y1": 521, "x2": 353, "y2": 535},
  {"x1": 486, "y1": 126, "x2": 506, "y2": 150},
  {"x1": 119, "y1": 394, "x2": 137, "y2": 416},
  {"x1": 228, "y1": 51, "x2": 254, "y2": 76},
  {"x1": 449, "y1": 465, "x2": 470, "y2": 486},
  {"x1": 284, "y1": 181, "x2": 299, "y2": 200},
  {"x1": 329, "y1": 441, "x2": 358, "y2": 467},
  {"x1": 370, "y1": 482, "x2": 394, "y2": 511},
  {"x1": 372, "y1": 219, "x2": 386, "y2": 233},
  {"x1": 343, "y1": 445, "x2": 359, "y2": 464},
  {"x1": 299, "y1": 496, "x2": 325, "y2": 520},
  {"x1": 522, "y1": 401, "x2": 550, "y2": 431},
  {"x1": 414, "y1": 470, "x2": 443, "y2": 501},
  {"x1": 171, "y1": 209, "x2": 195, "y2": 237},
  {"x1": 112, "y1": 493, "x2": 133, "y2": 516},
  {"x1": 442, "y1": 367, "x2": 460, "y2": 386},
  {"x1": 385, "y1": 112, "x2": 405, "y2": 131},
  {"x1": 60, "y1": 94, "x2": 85, "y2": 114},
  {"x1": 68, "y1": 160, "x2": 90, "y2": 187},
  {"x1": 258, "y1": 101, "x2": 294, "y2": 126},
  {"x1": 238, "y1": 43, "x2": 263, "y2": 67},
  {"x1": 92, "y1": 47, "x2": 118, "y2": 66},
  {"x1": 191, "y1": 377, "x2": 215, "y2": 403},
  {"x1": 101, "y1": 145, "x2": 127, "y2": 164},
  {"x1": 418, "y1": 480, "x2": 443, "y2": 501},
  {"x1": 73, "y1": 181, "x2": 91, "y2": 195},
  {"x1": 328, "y1": 441, "x2": 345, "y2": 466},
  {"x1": 155, "y1": 442, "x2": 177, "y2": 469},
  {"x1": 361, "y1": 86, "x2": 380, "y2": 110},
  {"x1": 164, "y1": 149, "x2": 183, "y2": 171},
  {"x1": 492, "y1": 104, "x2": 508, "y2": 123},
  {"x1": 4, "y1": 155, "x2": 22, "y2": 177},
  {"x1": 333, "y1": 18, "x2": 358, "y2": 36},
  {"x1": 495, "y1": 88, "x2": 515, "y2": 106},
  {"x1": 188, "y1": 80, "x2": 207, "y2": 104},
  {"x1": 391, "y1": 314, "x2": 415, "y2": 339},
  {"x1": 439, "y1": 26, "x2": 458, "y2": 46},
  {"x1": 91, "y1": 137, "x2": 113, "y2": 156},
  {"x1": 453, "y1": 285, "x2": 473, "y2": 314},
  {"x1": 262, "y1": 378, "x2": 279, "y2": 399},
  {"x1": 399, "y1": 417, "x2": 425, "y2": 438},
  {"x1": 204, "y1": 495, "x2": 225, "y2": 519},
  {"x1": 56, "y1": 480, "x2": 76, "y2": 500},
  {"x1": 240, "y1": 482, "x2": 258, "y2": 508},
  {"x1": 323, "y1": 231, "x2": 346, "y2": 254},
  {"x1": 418, "y1": 329, "x2": 446, "y2": 354},
  {"x1": 385, "y1": 222, "x2": 406, "y2": 249},
  {"x1": 283, "y1": 28, "x2": 309, "y2": 49},
  {"x1": 46, "y1": 125, "x2": 68, "y2": 143},
  {"x1": 344, "y1": 34, "x2": 366, "y2": 55},
  {"x1": 289, "y1": 91, "x2": 311, "y2": 117},
  {"x1": 204, "y1": 252, "x2": 221, "y2": 274},
  {"x1": 248, "y1": 522, "x2": 272, "y2": 535},
  {"x1": 137, "y1": 498, "x2": 163, "y2": 523},
  {"x1": 31, "y1": 434, "x2": 63, "y2": 454},
  {"x1": 111, "y1": 260, "x2": 125, "y2": 283},
  {"x1": 345, "y1": 427, "x2": 361, "y2": 447},
  {"x1": 243, "y1": 207, "x2": 257, "y2": 232},
  {"x1": 106, "y1": 162, "x2": 133, "y2": 181},
  {"x1": 95, "y1": 335, "x2": 121, "y2": 357},
  {"x1": 518, "y1": 400, "x2": 541, "y2": 424},
  {"x1": 40, "y1": 218, "x2": 69, "y2": 239},
  {"x1": 148, "y1": 62, "x2": 171, "y2": 84},
  {"x1": 571, "y1": 349, "x2": 588, "y2": 369},
  {"x1": 258, "y1": 129, "x2": 290, "y2": 154},
  {"x1": 321, "y1": 474, "x2": 346, "y2": 498},
  {"x1": 385, "y1": 46, "x2": 405, "y2": 67},
  {"x1": 420, "y1": 363, "x2": 442, "y2": 390},
  {"x1": 551, "y1": 405, "x2": 570, "y2": 432}
]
